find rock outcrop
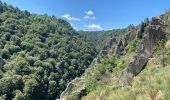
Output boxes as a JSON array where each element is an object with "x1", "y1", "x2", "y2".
[
  {"x1": 136, "y1": 18, "x2": 150, "y2": 39},
  {"x1": 114, "y1": 27, "x2": 136, "y2": 55},
  {"x1": 60, "y1": 34, "x2": 117, "y2": 100},
  {"x1": 60, "y1": 78, "x2": 86, "y2": 100},
  {"x1": 60, "y1": 14, "x2": 168, "y2": 100},
  {"x1": 114, "y1": 40, "x2": 124, "y2": 54},
  {"x1": 118, "y1": 16, "x2": 166, "y2": 86},
  {"x1": 127, "y1": 24, "x2": 135, "y2": 32},
  {"x1": 136, "y1": 22, "x2": 145, "y2": 39},
  {"x1": 97, "y1": 35, "x2": 116, "y2": 62}
]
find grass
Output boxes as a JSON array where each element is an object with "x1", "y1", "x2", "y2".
[
  {"x1": 63, "y1": 13, "x2": 170, "y2": 100},
  {"x1": 83, "y1": 60, "x2": 170, "y2": 100}
]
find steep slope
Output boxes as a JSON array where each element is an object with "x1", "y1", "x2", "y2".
[
  {"x1": 0, "y1": 1, "x2": 101, "y2": 100},
  {"x1": 78, "y1": 29, "x2": 126, "y2": 52},
  {"x1": 60, "y1": 24, "x2": 138, "y2": 99},
  {"x1": 60, "y1": 11, "x2": 170, "y2": 100}
]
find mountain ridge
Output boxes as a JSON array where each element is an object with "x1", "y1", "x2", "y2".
[{"x1": 60, "y1": 11, "x2": 170, "y2": 100}]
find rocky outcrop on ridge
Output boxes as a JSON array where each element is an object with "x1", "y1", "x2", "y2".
[
  {"x1": 60, "y1": 77, "x2": 86, "y2": 100},
  {"x1": 60, "y1": 34, "x2": 117, "y2": 100},
  {"x1": 96, "y1": 35, "x2": 116, "y2": 62},
  {"x1": 60, "y1": 13, "x2": 169, "y2": 100},
  {"x1": 118, "y1": 16, "x2": 166, "y2": 86},
  {"x1": 114, "y1": 25, "x2": 136, "y2": 55}
]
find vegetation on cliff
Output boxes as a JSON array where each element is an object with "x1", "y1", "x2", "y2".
[{"x1": 60, "y1": 11, "x2": 170, "y2": 100}]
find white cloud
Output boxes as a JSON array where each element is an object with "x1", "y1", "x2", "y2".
[
  {"x1": 85, "y1": 10, "x2": 94, "y2": 16},
  {"x1": 84, "y1": 24, "x2": 103, "y2": 31},
  {"x1": 84, "y1": 15, "x2": 96, "y2": 20},
  {"x1": 70, "y1": 23, "x2": 78, "y2": 30},
  {"x1": 62, "y1": 14, "x2": 80, "y2": 21},
  {"x1": 84, "y1": 10, "x2": 96, "y2": 20}
]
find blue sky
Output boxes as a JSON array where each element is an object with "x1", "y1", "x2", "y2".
[{"x1": 1, "y1": 0, "x2": 170, "y2": 31}]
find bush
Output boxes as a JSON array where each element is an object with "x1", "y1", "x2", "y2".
[{"x1": 1, "y1": 49, "x2": 10, "y2": 59}]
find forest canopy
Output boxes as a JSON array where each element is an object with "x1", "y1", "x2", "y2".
[{"x1": 0, "y1": 1, "x2": 98, "y2": 99}]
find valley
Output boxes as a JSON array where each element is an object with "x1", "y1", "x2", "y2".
[{"x1": 0, "y1": 1, "x2": 170, "y2": 100}]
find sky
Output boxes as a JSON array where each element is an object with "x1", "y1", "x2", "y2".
[{"x1": 1, "y1": 0, "x2": 170, "y2": 31}]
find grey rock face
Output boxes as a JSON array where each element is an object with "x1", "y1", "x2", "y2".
[
  {"x1": 136, "y1": 23, "x2": 145, "y2": 39},
  {"x1": 101, "y1": 36, "x2": 116, "y2": 50},
  {"x1": 60, "y1": 78, "x2": 86, "y2": 100},
  {"x1": 144, "y1": 18, "x2": 149, "y2": 26},
  {"x1": 127, "y1": 24, "x2": 135, "y2": 32},
  {"x1": 168, "y1": 16, "x2": 170, "y2": 20},
  {"x1": 114, "y1": 40, "x2": 124, "y2": 54},
  {"x1": 60, "y1": 16, "x2": 166, "y2": 99},
  {"x1": 96, "y1": 36, "x2": 116, "y2": 63},
  {"x1": 60, "y1": 35, "x2": 117, "y2": 99},
  {"x1": 60, "y1": 82, "x2": 74, "y2": 99},
  {"x1": 114, "y1": 31, "x2": 136, "y2": 55},
  {"x1": 118, "y1": 17, "x2": 165, "y2": 86}
]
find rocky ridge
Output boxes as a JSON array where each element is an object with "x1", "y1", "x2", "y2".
[
  {"x1": 60, "y1": 13, "x2": 168, "y2": 100},
  {"x1": 118, "y1": 17, "x2": 166, "y2": 85}
]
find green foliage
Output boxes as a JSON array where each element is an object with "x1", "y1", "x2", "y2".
[
  {"x1": 126, "y1": 39, "x2": 141, "y2": 53},
  {"x1": 0, "y1": 1, "x2": 98, "y2": 99},
  {"x1": 13, "y1": 90, "x2": 25, "y2": 100},
  {"x1": 78, "y1": 29, "x2": 126, "y2": 51}
]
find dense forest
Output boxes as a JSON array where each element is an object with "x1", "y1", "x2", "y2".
[
  {"x1": 0, "y1": 1, "x2": 103, "y2": 99},
  {"x1": 0, "y1": 1, "x2": 126, "y2": 99},
  {"x1": 2, "y1": 1, "x2": 169, "y2": 100},
  {"x1": 78, "y1": 29, "x2": 126, "y2": 52}
]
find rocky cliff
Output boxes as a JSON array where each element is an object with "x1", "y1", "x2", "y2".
[
  {"x1": 118, "y1": 16, "x2": 166, "y2": 86},
  {"x1": 97, "y1": 35, "x2": 116, "y2": 63},
  {"x1": 60, "y1": 34, "x2": 118, "y2": 100},
  {"x1": 60, "y1": 12, "x2": 168, "y2": 100},
  {"x1": 59, "y1": 27, "x2": 136, "y2": 100}
]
